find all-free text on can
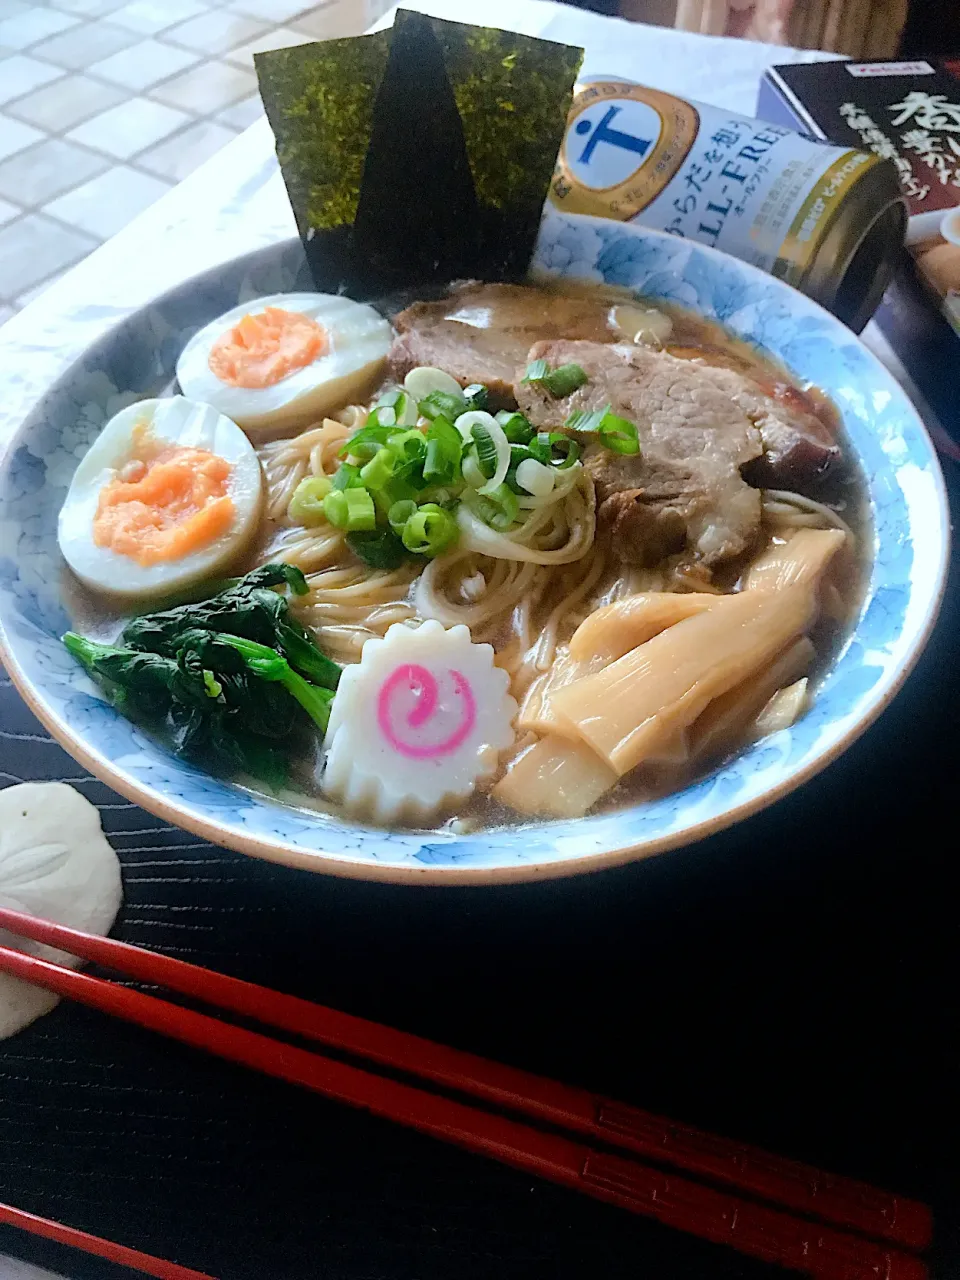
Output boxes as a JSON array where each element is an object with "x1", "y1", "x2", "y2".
[{"x1": 549, "y1": 79, "x2": 907, "y2": 332}]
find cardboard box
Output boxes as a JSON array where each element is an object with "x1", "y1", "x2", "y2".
[{"x1": 758, "y1": 59, "x2": 960, "y2": 440}]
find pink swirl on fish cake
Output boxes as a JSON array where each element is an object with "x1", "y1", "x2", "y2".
[{"x1": 377, "y1": 663, "x2": 477, "y2": 760}]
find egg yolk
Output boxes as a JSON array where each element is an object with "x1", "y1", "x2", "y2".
[
  {"x1": 207, "y1": 306, "x2": 328, "y2": 389},
  {"x1": 93, "y1": 424, "x2": 234, "y2": 567}
]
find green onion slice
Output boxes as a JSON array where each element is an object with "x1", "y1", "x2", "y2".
[
  {"x1": 418, "y1": 389, "x2": 466, "y2": 423},
  {"x1": 400, "y1": 503, "x2": 459, "y2": 557},
  {"x1": 331, "y1": 462, "x2": 363, "y2": 490},
  {"x1": 371, "y1": 474, "x2": 419, "y2": 518},
  {"x1": 423, "y1": 416, "x2": 463, "y2": 486},
  {"x1": 537, "y1": 432, "x2": 581, "y2": 468},
  {"x1": 288, "y1": 475, "x2": 332, "y2": 526},
  {"x1": 359, "y1": 447, "x2": 397, "y2": 493},
  {"x1": 387, "y1": 498, "x2": 418, "y2": 536},
  {"x1": 469, "y1": 421, "x2": 499, "y2": 479},
  {"x1": 462, "y1": 483, "x2": 519, "y2": 532},
  {"x1": 455, "y1": 411, "x2": 510, "y2": 495},
  {"x1": 323, "y1": 486, "x2": 376, "y2": 531},
  {"x1": 374, "y1": 388, "x2": 417, "y2": 427},
  {"x1": 403, "y1": 366, "x2": 464, "y2": 403},
  {"x1": 515, "y1": 457, "x2": 555, "y2": 497},
  {"x1": 463, "y1": 383, "x2": 489, "y2": 411},
  {"x1": 598, "y1": 414, "x2": 640, "y2": 455},
  {"x1": 461, "y1": 452, "x2": 487, "y2": 491},
  {"x1": 338, "y1": 422, "x2": 394, "y2": 461},
  {"x1": 509, "y1": 443, "x2": 536, "y2": 468},
  {"x1": 495, "y1": 410, "x2": 534, "y2": 444},
  {"x1": 386, "y1": 429, "x2": 427, "y2": 464},
  {"x1": 521, "y1": 361, "x2": 588, "y2": 398},
  {"x1": 565, "y1": 402, "x2": 611, "y2": 433},
  {"x1": 543, "y1": 363, "x2": 588, "y2": 397},
  {"x1": 565, "y1": 403, "x2": 640, "y2": 455}
]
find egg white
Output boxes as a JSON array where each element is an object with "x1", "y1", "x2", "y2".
[
  {"x1": 58, "y1": 396, "x2": 263, "y2": 601},
  {"x1": 175, "y1": 293, "x2": 393, "y2": 434}
]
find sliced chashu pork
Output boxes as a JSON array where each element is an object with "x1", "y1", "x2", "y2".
[
  {"x1": 662, "y1": 344, "x2": 840, "y2": 482},
  {"x1": 516, "y1": 339, "x2": 767, "y2": 568},
  {"x1": 389, "y1": 284, "x2": 839, "y2": 483},
  {"x1": 388, "y1": 282, "x2": 618, "y2": 406}
]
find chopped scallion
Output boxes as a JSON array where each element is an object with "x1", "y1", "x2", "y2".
[
  {"x1": 461, "y1": 452, "x2": 487, "y2": 491},
  {"x1": 536, "y1": 432, "x2": 581, "y2": 469},
  {"x1": 359, "y1": 447, "x2": 397, "y2": 493},
  {"x1": 387, "y1": 498, "x2": 418, "y2": 536},
  {"x1": 323, "y1": 486, "x2": 376, "y2": 532},
  {"x1": 374, "y1": 388, "x2": 417, "y2": 427},
  {"x1": 525, "y1": 436, "x2": 552, "y2": 465},
  {"x1": 564, "y1": 404, "x2": 640, "y2": 455},
  {"x1": 509, "y1": 443, "x2": 537, "y2": 468},
  {"x1": 469, "y1": 422, "x2": 498, "y2": 479},
  {"x1": 400, "y1": 503, "x2": 458, "y2": 557},
  {"x1": 598, "y1": 414, "x2": 640, "y2": 455},
  {"x1": 462, "y1": 483, "x2": 518, "y2": 532},
  {"x1": 288, "y1": 474, "x2": 332, "y2": 526},
  {"x1": 418, "y1": 389, "x2": 466, "y2": 422},
  {"x1": 543, "y1": 363, "x2": 588, "y2": 397},
  {"x1": 516, "y1": 457, "x2": 555, "y2": 497},
  {"x1": 463, "y1": 383, "x2": 489, "y2": 411},
  {"x1": 521, "y1": 361, "x2": 588, "y2": 398},
  {"x1": 371, "y1": 474, "x2": 419, "y2": 518},
  {"x1": 338, "y1": 422, "x2": 393, "y2": 461},
  {"x1": 495, "y1": 410, "x2": 534, "y2": 444},
  {"x1": 331, "y1": 462, "x2": 363, "y2": 490},
  {"x1": 423, "y1": 416, "x2": 463, "y2": 485},
  {"x1": 386, "y1": 429, "x2": 427, "y2": 465},
  {"x1": 565, "y1": 402, "x2": 612, "y2": 433}
]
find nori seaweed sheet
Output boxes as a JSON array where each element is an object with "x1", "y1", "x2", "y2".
[{"x1": 255, "y1": 9, "x2": 582, "y2": 300}]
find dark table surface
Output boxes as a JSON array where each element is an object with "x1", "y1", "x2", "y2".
[{"x1": 1, "y1": 456, "x2": 958, "y2": 1280}]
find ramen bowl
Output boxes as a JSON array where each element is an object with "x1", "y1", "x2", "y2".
[{"x1": 0, "y1": 222, "x2": 949, "y2": 883}]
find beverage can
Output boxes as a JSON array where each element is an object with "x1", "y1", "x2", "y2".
[{"x1": 549, "y1": 78, "x2": 907, "y2": 331}]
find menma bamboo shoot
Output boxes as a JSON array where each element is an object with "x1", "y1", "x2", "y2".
[
  {"x1": 568, "y1": 592, "x2": 722, "y2": 664},
  {"x1": 688, "y1": 636, "x2": 814, "y2": 764},
  {"x1": 551, "y1": 584, "x2": 815, "y2": 775},
  {"x1": 745, "y1": 528, "x2": 846, "y2": 592},
  {"x1": 492, "y1": 735, "x2": 618, "y2": 818}
]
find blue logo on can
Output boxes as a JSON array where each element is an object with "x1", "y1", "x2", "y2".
[{"x1": 566, "y1": 99, "x2": 663, "y2": 190}]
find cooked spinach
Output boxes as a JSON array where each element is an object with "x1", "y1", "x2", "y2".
[
  {"x1": 62, "y1": 564, "x2": 340, "y2": 788},
  {"x1": 120, "y1": 563, "x2": 341, "y2": 691}
]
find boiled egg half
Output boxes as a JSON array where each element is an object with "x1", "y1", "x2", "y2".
[
  {"x1": 58, "y1": 396, "x2": 263, "y2": 601},
  {"x1": 176, "y1": 293, "x2": 392, "y2": 434}
]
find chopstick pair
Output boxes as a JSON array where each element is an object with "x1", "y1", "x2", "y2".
[{"x1": 0, "y1": 907, "x2": 932, "y2": 1280}]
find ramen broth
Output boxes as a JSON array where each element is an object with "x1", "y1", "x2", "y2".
[
  {"x1": 253, "y1": 285, "x2": 868, "y2": 827},
  {"x1": 61, "y1": 281, "x2": 868, "y2": 829}
]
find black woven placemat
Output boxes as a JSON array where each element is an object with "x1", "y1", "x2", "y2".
[{"x1": 2, "y1": 466, "x2": 959, "y2": 1279}]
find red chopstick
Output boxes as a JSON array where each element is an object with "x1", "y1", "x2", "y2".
[
  {"x1": 0, "y1": 1199, "x2": 215, "y2": 1280},
  {"x1": 0, "y1": 906, "x2": 929, "y2": 1251},
  {"x1": 0, "y1": 911, "x2": 931, "y2": 1280},
  {"x1": 0, "y1": 942, "x2": 921, "y2": 1280}
]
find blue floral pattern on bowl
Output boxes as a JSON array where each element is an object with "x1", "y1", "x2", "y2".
[{"x1": 0, "y1": 223, "x2": 949, "y2": 882}]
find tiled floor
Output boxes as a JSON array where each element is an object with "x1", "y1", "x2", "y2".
[{"x1": 0, "y1": 0, "x2": 392, "y2": 325}]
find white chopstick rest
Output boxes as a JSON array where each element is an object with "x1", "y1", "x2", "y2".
[
  {"x1": 0, "y1": 782, "x2": 121, "y2": 1039},
  {"x1": 321, "y1": 621, "x2": 517, "y2": 823}
]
